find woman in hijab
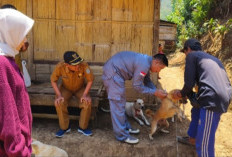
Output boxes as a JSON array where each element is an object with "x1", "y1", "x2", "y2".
[{"x1": 0, "y1": 8, "x2": 34, "y2": 156}]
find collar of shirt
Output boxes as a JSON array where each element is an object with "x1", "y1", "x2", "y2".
[{"x1": 64, "y1": 63, "x2": 82, "y2": 74}]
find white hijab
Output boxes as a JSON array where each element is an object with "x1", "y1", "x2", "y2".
[{"x1": 0, "y1": 8, "x2": 34, "y2": 57}]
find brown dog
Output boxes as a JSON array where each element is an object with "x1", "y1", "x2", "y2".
[{"x1": 146, "y1": 90, "x2": 186, "y2": 140}]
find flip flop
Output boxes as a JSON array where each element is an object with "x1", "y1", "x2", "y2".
[{"x1": 177, "y1": 136, "x2": 195, "y2": 147}]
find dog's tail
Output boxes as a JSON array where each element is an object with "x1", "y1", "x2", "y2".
[{"x1": 145, "y1": 109, "x2": 155, "y2": 117}]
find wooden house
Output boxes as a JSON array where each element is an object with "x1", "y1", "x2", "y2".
[
  {"x1": 159, "y1": 20, "x2": 177, "y2": 53},
  {"x1": 0, "y1": 0, "x2": 163, "y2": 115},
  {"x1": 0, "y1": 0, "x2": 161, "y2": 82}
]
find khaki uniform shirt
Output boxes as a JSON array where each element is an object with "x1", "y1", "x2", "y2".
[{"x1": 51, "y1": 61, "x2": 94, "y2": 92}]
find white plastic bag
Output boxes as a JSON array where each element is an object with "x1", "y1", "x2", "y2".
[{"x1": 22, "y1": 60, "x2": 31, "y2": 87}]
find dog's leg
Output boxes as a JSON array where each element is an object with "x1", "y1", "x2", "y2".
[
  {"x1": 160, "y1": 120, "x2": 170, "y2": 134},
  {"x1": 149, "y1": 121, "x2": 158, "y2": 140},
  {"x1": 134, "y1": 116, "x2": 144, "y2": 126},
  {"x1": 140, "y1": 110, "x2": 150, "y2": 126},
  {"x1": 182, "y1": 104, "x2": 186, "y2": 119},
  {"x1": 177, "y1": 109, "x2": 183, "y2": 122},
  {"x1": 170, "y1": 108, "x2": 179, "y2": 123},
  {"x1": 171, "y1": 116, "x2": 175, "y2": 123}
]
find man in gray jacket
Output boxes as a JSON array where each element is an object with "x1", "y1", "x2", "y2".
[
  {"x1": 173, "y1": 39, "x2": 232, "y2": 157},
  {"x1": 102, "y1": 51, "x2": 168, "y2": 144}
]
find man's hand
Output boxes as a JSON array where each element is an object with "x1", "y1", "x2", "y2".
[
  {"x1": 54, "y1": 96, "x2": 64, "y2": 107},
  {"x1": 172, "y1": 90, "x2": 182, "y2": 99},
  {"x1": 81, "y1": 95, "x2": 91, "y2": 105},
  {"x1": 154, "y1": 89, "x2": 168, "y2": 99}
]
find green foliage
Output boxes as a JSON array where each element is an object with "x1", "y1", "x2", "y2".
[
  {"x1": 203, "y1": 18, "x2": 232, "y2": 41},
  {"x1": 167, "y1": 0, "x2": 215, "y2": 47},
  {"x1": 190, "y1": 0, "x2": 214, "y2": 25},
  {"x1": 203, "y1": 18, "x2": 218, "y2": 34},
  {"x1": 167, "y1": 0, "x2": 185, "y2": 45},
  {"x1": 214, "y1": 25, "x2": 228, "y2": 39},
  {"x1": 160, "y1": 0, "x2": 172, "y2": 20},
  {"x1": 226, "y1": 19, "x2": 232, "y2": 29}
]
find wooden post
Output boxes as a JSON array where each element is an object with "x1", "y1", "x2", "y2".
[
  {"x1": 150, "y1": 0, "x2": 161, "y2": 99},
  {"x1": 26, "y1": 0, "x2": 35, "y2": 80},
  {"x1": 153, "y1": 0, "x2": 160, "y2": 55}
]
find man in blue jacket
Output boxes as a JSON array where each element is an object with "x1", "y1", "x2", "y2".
[
  {"x1": 102, "y1": 51, "x2": 168, "y2": 144},
  {"x1": 173, "y1": 39, "x2": 232, "y2": 157}
]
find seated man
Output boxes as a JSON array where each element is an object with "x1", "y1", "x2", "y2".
[{"x1": 51, "y1": 51, "x2": 94, "y2": 137}]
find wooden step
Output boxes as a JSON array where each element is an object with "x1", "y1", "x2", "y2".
[{"x1": 28, "y1": 82, "x2": 104, "y2": 122}]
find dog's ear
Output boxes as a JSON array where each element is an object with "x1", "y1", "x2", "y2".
[
  {"x1": 180, "y1": 97, "x2": 188, "y2": 104},
  {"x1": 136, "y1": 99, "x2": 144, "y2": 104}
]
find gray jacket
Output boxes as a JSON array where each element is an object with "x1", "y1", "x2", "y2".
[
  {"x1": 181, "y1": 51, "x2": 232, "y2": 113},
  {"x1": 102, "y1": 51, "x2": 156, "y2": 95}
]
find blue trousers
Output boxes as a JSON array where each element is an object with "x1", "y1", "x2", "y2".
[
  {"x1": 188, "y1": 107, "x2": 221, "y2": 157},
  {"x1": 103, "y1": 74, "x2": 132, "y2": 141}
]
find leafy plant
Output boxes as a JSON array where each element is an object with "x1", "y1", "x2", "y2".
[
  {"x1": 226, "y1": 19, "x2": 232, "y2": 29},
  {"x1": 203, "y1": 18, "x2": 232, "y2": 44},
  {"x1": 203, "y1": 18, "x2": 218, "y2": 40},
  {"x1": 167, "y1": 0, "x2": 215, "y2": 47},
  {"x1": 214, "y1": 18, "x2": 232, "y2": 41}
]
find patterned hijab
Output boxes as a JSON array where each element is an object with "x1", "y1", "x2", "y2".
[{"x1": 0, "y1": 8, "x2": 34, "y2": 57}]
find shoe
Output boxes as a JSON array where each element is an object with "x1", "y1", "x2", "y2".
[
  {"x1": 177, "y1": 136, "x2": 195, "y2": 146},
  {"x1": 124, "y1": 136, "x2": 139, "y2": 144},
  {"x1": 55, "y1": 127, "x2": 71, "y2": 138},
  {"x1": 128, "y1": 128, "x2": 140, "y2": 134},
  {"x1": 78, "y1": 128, "x2": 93, "y2": 136}
]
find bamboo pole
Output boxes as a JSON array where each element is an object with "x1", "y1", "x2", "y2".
[
  {"x1": 153, "y1": 0, "x2": 160, "y2": 55},
  {"x1": 27, "y1": 0, "x2": 35, "y2": 80}
]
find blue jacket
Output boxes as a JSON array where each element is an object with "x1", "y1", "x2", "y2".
[
  {"x1": 181, "y1": 51, "x2": 232, "y2": 113},
  {"x1": 102, "y1": 51, "x2": 156, "y2": 95}
]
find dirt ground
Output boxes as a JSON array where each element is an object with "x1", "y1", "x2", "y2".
[{"x1": 32, "y1": 52, "x2": 232, "y2": 157}]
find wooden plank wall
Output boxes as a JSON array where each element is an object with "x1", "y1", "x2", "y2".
[
  {"x1": 159, "y1": 25, "x2": 177, "y2": 41},
  {"x1": 159, "y1": 21, "x2": 177, "y2": 53},
  {"x1": 0, "y1": 0, "x2": 160, "y2": 82},
  {"x1": 0, "y1": 0, "x2": 27, "y2": 13},
  {"x1": 32, "y1": 0, "x2": 155, "y2": 63}
]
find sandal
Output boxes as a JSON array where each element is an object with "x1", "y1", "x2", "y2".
[{"x1": 177, "y1": 136, "x2": 195, "y2": 147}]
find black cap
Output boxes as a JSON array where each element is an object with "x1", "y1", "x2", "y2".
[
  {"x1": 63, "y1": 51, "x2": 83, "y2": 65},
  {"x1": 180, "y1": 38, "x2": 202, "y2": 52},
  {"x1": 1, "y1": 4, "x2": 17, "y2": 9}
]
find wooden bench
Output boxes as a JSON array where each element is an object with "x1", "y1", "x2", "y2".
[{"x1": 27, "y1": 65, "x2": 106, "y2": 124}]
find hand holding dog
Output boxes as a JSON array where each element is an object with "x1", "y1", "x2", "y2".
[{"x1": 154, "y1": 89, "x2": 168, "y2": 99}]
